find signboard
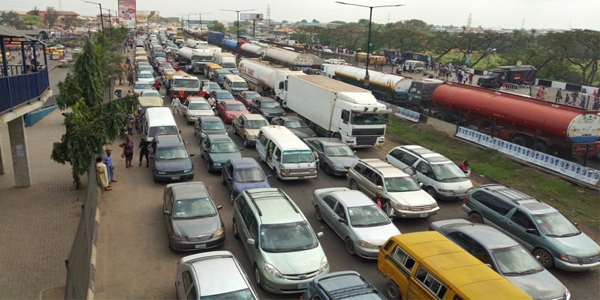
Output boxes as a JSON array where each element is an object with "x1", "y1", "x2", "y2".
[
  {"x1": 240, "y1": 13, "x2": 263, "y2": 21},
  {"x1": 395, "y1": 107, "x2": 420, "y2": 123},
  {"x1": 117, "y1": 0, "x2": 136, "y2": 28},
  {"x1": 136, "y1": 10, "x2": 159, "y2": 22}
]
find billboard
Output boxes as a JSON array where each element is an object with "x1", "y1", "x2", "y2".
[
  {"x1": 136, "y1": 10, "x2": 159, "y2": 22},
  {"x1": 117, "y1": 0, "x2": 136, "y2": 28},
  {"x1": 240, "y1": 13, "x2": 263, "y2": 21}
]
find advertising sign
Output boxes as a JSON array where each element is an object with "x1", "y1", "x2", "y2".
[
  {"x1": 240, "y1": 13, "x2": 264, "y2": 21},
  {"x1": 395, "y1": 107, "x2": 420, "y2": 123},
  {"x1": 118, "y1": 0, "x2": 136, "y2": 28},
  {"x1": 136, "y1": 10, "x2": 159, "y2": 21}
]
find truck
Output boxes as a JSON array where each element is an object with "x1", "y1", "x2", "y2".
[
  {"x1": 432, "y1": 83, "x2": 600, "y2": 158},
  {"x1": 261, "y1": 47, "x2": 322, "y2": 69},
  {"x1": 477, "y1": 65, "x2": 537, "y2": 88},
  {"x1": 207, "y1": 31, "x2": 225, "y2": 46},
  {"x1": 237, "y1": 59, "x2": 304, "y2": 106},
  {"x1": 178, "y1": 47, "x2": 215, "y2": 74},
  {"x1": 167, "y1": 71, "x2": 202, "y2": 100},
  {"x1": 221, "y1": 39, "x2": 241, "y2": 52},
  {"x1": 213, "y1": 52, "x2": 237, "y2": 72},
  {"x1": 286, "y1": 75, "x2": 388, "y2": 148},
  {"x1": 240, "y1": 42, "x2": 266, "y2": 57}
]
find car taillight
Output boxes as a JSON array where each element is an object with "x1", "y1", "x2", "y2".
[{"x1": 464, "y1": 195, "x2": 469, "y2": 202}]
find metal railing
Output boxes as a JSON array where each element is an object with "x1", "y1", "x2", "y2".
[{"x1": 0, "y1": 70, "x2": 50, "y2": 114}]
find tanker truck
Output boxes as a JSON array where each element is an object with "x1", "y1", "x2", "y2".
[
  {"x1": 286, "y1": 75, "x2": 388, "y2": 148},
  {"x1": 261, "y1": 47, "x2": 323, "y2": 69},
  {"x1": 178, "y1": 47, "x2": 215, "y2": 74},
  {"x1": 237, "y1": 59, "x2": 304, "y2": 106},
  {"x1": 432, "y1": 83, "x2": 600, "y2": 158}
]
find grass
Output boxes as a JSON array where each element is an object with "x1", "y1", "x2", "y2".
[{"x1": 385, "y1": 119, "x2": 600, "y2": 231}]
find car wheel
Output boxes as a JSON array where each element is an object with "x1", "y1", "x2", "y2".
[
  {"x1": 315, "y1": 206, "x2": 323, "y2": 221},
  {"x1": 345, "y1": 238, "x2": 356, "y2": 256},
  {"x1": 232, "y1": 219, "x2": 239, "y2": 239},
  {"x1": 243, "y1": 139, "x2": 248, "y2": 148},
  {"x1": 425, "y1": 187, "x2": 438, "y2": 199},
  {"x1": 206, "y1": 162, "x2": 212, "y2": 173},
  {"x1": 323, "y1": 163, "x2": 333, "y2": 175},
  {"x1": 221, "y1": 171, "x2": 226, "y2": 184},
  {"x1": 386, "y1": 279, "x2": 400, "y2": 299},
  {"x1": 469, "y1": 213, "x2": 484, "y2": 224},
  {"x1": 254, "y1": 265, "x2": 262, "y2": 288},
  {"x1": 273, "y1": 167, "x2": 282, "y2": 180},
  {"x1": 349, "y1": 179, "x2": 358, "y2": 190},
  {"x1": 233, "y1": 127, "x2": 237, "y2": 135},
  {"x1": 533, "y1": 248, "x2": 554, "y2": 268}
]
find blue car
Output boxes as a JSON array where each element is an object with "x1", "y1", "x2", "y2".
[{"x1": 221, "y1": 158, "x2": 271, "y2": 204}]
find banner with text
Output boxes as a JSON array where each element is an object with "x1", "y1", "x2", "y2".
[
  {"x1": 455, "y1": 127, "x2": 599, "y2": 185},
  {"x1": 136, "y1": 10, "x2": 159, "y2": 22},
  {"x1": 395, "y1": 107, "x2": 420, "y2": 123},
  {"x1": 117, "y1": 0, "x2": 136, "y2": 28}
]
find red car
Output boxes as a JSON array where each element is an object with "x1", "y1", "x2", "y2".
[
  {"x1": 171, "y1": 60, "x2": 181, "y2": 71},
  {"x1": 216, "y1": 100, "x2": 249, "y2": 123},
  {"x1": 236, "y1": 91, "x2": 261, "y2": 110}
]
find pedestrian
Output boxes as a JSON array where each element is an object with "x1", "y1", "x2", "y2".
[
  {"x1": 95, "y1": 157, "x2": 112, "y2": 191},
  {"x1": 580, "y1": 96, "x2": 587, "y2": 109},
  {"x1": 593, "y1": 98, "x2": 600, "y2": 110},
  {"x1": 171, "y1": 97, "x2": 182, "y2": 114},
  {"x1": 127, "y1": 72, "x2": 134, "y2": 86},
  {"x1": 139, "y1": 136, "x2": 150, "y2": 167},
  {"x1": 565, "y1": 93, "x2": 571, "y2": 105},
  {"x1": 457, "y1": 70, "x2": 464, "y2": 84},
  {"x1": 555, "y1": 88, "x2": 563, "y2": 103},
  {"x1": 153, "y1": 80, "x2": 162, "y2": 91},
  {"x1": 536, "y1": 86, "x2": 546, "y2": 100},
  {"x1": 119, "y1": 136, "x2": 135, "y2": 168},
  {"x1": 468, "y1": 73, "x2": 474, "y2": 85},
  {"x1": 312, "y1": 150, "x2": 320, "y2": 172},
  {"x1": 104, "y1": 149, "x2": 116, "y2": 183}
]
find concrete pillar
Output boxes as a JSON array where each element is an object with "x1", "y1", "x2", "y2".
[{"x1": 8, "y1": 116, "x2": 31, "y2": 187}]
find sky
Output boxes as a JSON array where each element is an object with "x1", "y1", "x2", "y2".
[{"x1": 1, "y1": 0, "x2": 599, "y2": 30}]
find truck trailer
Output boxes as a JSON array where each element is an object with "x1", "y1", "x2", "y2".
[
  {"x1": 213, "y1": 52, "x2": 237, "y2": 72},
  {"x1": 286, "y1": 75, "x2": 388, "y2": 148},
  {"x1": 237, "y1": 59, "x2": 304, "y2": 106}
]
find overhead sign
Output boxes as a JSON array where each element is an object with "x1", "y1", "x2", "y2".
[
  {"x1": 117, "y1": 0, "x2": 136, "y2": 29},
  {"x1": 240, "y1": 13, "x2": 263, "y2": 21}
]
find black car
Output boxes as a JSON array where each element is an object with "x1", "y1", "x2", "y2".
[
  {"x1": 200, "y1": 134, "x2": 242, "y2": 173},
  {"x1": 152, "y1": 135, "x2": 195, "y2": 182},
  {"x1": 300, "y1": 271, "x2": 385, "y2": 300},
  {"x1": 194, "y1": 116, "x2": 227, "y2": 144},
  {"x1": 250, "y1": 97, "x2": 286, "y2": 121},
  {"x1": 271, "y1": 116, "x2": 316, "y2": 138}
]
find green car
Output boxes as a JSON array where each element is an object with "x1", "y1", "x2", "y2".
[{"x1": 200, "y1": 134, "x2": 242, "y2": 172}]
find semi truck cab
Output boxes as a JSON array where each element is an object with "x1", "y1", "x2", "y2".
[{"x1": 477, "y1": 65, "x2": 537, "y2": 88}]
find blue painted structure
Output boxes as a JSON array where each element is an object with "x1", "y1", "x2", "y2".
[
  {"x1": 207, "y1": 31, "x2": 224, "y2": 46},
  {"x1": 221, "y1": 39, "x2": 238, "y2": 52},
  {"x1": 24, "y1": 105, "x2": 57, "y2": 127}
]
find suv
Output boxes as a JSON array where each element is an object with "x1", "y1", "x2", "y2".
[
  {"x1": 152, "y1": 134, "x2": 195, "y2": 182},
  {"x1": 300, "y1": 271, "x2": 385, "y2": 300},
  {"x1": 462, "y1": 184, "x2": 600, "y2": 271},
  {"x1": 346, "y1": 159, "x2": 439, "y2": 218},
  {"x1": 232, "y1": 114, "x2": 269, "y2": 147},
  {"x1": 232, "y1": 188, "x2": 329, "y2": 294},
  {"x1": 385, "y1": 145, "x2": 473, "y2": 200}
]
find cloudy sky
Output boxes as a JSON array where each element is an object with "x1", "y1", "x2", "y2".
[{"x1": 1, "y1": 0, "x2": 599, "y2": 30}]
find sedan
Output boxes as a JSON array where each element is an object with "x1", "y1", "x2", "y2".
[
  {"x1": 64, "y1": 53, "x2": 74, "y2": 62},
  {"x1": 137, "y1": 70, "x2": 156, "y2": 84},
  {"x1": 163, "y1": 182, "x2": 225, "y2": 251},
  {"x1": 181, "y1": 98, "x2": 215, "y2": 124},
  {"x1": 305, "y1": 137, "x2": 358, "y2": 176},
  {"x1": 133, "y1": 82, "x2": 154, "y2": 95},
  {"x1": 207, "y1": 90, "x2": 235, "y2": 107},
  {"x1": 250, "y1": 97, "x2": 285, "y2": 121},
  {"x1": 139, "y1": 90, "x2": 160, "y2": 97},
  {"x1": 216, "y1": 100, "x2": 249, "y2": 123},
  {"x1": 200, "y1": 134, "x2": 243, "y2": 172},
  {"x1": 312, "y1": 187, "x2": 401, "y2": 258},
  {"x1": 194, "y1": 116, "x2": 227, "y2": 144},
  {"x1": 221, "y1": 158, "x2": 271, "y2": 204},
  {"x1": 271, "y1": 116, "x2": 316, "y2": 138},
  {"x1": 430, "y1": 219, "x2": 570, "y2": 300},
  {"x1": 236, "y1": 91, "x2": 261, "y2": 110},
  {"x1": 175, "y1": 251, "x2": 259, "y2": 300}
]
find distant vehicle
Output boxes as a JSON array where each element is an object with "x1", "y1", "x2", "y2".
[
  {"x1": 232, "y1": 114, "x2": 269, "y2": 147},
  {"x1": 194, "y1": 116, "x2": 227, "y2": 144},
  {"x1": 152, "y1": 134, "x2": 195, "y2": 182},
  {"x1": 56, "y1": 59, "x2": 69, "y2": 68},
  {"x1": 221, "y1": 158, "x2": 271, "y2": 204},
  {"x1": 304, "y1": 137, "x2": 358, "y2": 176},
  {"x1": 181, "y1": 98, "x2": 215, "y2": 124},
  {"x1": 64, "y1": 54, "x2": 74, "y2": 62},
  {"x1": 301, "y1": 271, "x2": 385, "y2": 300},
  {"x1": 133, "y1": 82, "x2": 154, "y2": 95},
  {"x1": 478, "y1": 65, "x2": 537, "y2": 88},
  {"x1": 200, "y1": 134, "x2": 243, "y2": 172},
  {"x1": 139, "y1": 90, "x2": 160, "y2": 97},
  {"x1": 137, "y1": 71, "x2": 156, "y2": 84},
  {"x1": 206, "y1": 90, "x2": 235, "y2": 107}
]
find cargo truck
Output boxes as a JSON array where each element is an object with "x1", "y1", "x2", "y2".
[
  {"x1": 237, "y1": 59, "x2": 304, "y2": 106},
  {"x1": 213, "y1": 52, "x2": 237, "y2": 72},
  {"x1": 477, "y1": 65, "x2": 537, "y2": 88},
  {"x1": 286, "y1": 75, "x2": 388, "y2": 148},
  {"x1": 178, "y1": 47, "x2": 215, "y2": 74}
]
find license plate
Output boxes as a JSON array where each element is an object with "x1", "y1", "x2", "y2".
[
  {"x1": 297, "y1": 176, "x2": 305, "y2": 179},
  {"x1": 194, "y1": 244, "x2": 206, "y2": 249},
  {"x1": 420, "y1": 213, "x2": 428, "y2": 218},
  {"x1": 298, "y1": 282, "x2": 309, "y2": 289},
  {"x1": 171, "y1": 176, "x2": 180, "y2": 180}
]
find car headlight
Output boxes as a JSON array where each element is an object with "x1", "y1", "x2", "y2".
[
  {"x1": 158, "y1": 171, "x2": 166, "y2": 175},
  {"x1": 249, "y1": 134, "x2": 257, "y2": 139},
  {"x1": 263, "y1": 263, "x2": 284, "y2": 279},
  {"x1": 213, "y1": 227, "x2": 224, "y2": 237},
  {"x1": 201, "y1": 133, "x2": 206, "y2": 137},
  {"x1": 396, "y1": 203, "x2": 410, "y2": 210},
  {"x1": 263, "y1": 112, "x2": 270, "y2": 116},
  {"x1": 183, "y1": 169, "x2": 191, "y2": 173},
  {"x1": 431, "y1": 202, "x2": 439, "y2": 208},
  {"x1": 357, "y1": 240, "x2": 378, "y2": 249},
  {"x1": 213, "y1": 163, "x2": 222, "y2": 166},
  {"x1": 559, "y1": 254, "x2": 579, "y2": 263},
  {"x1": 565, "y1": 289, "x2": 571, "y2": 300},
  {"x1": 171, "y1": 233, "x2": 187, "y2": 241},
  {"x1": 318, "y1": 257, "x2": 329, "y2": 274}
]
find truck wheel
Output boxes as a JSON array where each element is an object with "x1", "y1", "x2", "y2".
[
  {"x1": 533, "y1": 141, "x2": 548, "y2": 153},
  {"x1": 511, "y1": 136, "x2": 530, "y2": 147},
  {"x1": 410, "y1": 105, "x2": 421, "y2": 113},
  {"x1": 332, "y1": 133, "x2": 341, "y2": 140}
]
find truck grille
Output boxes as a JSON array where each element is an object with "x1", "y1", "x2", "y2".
[
  {"x1": 356, "y1": 136, "x2": 378, "y2": 146},
  {"x1": 289, "y1": 168, "x2": 316, "y2": 174},
  {"x1": 282, "y1": 270, "x2": 319, "y2": 280},
  {"x1": 352, "y1": 128, "x2": 385, "y2": 136}
]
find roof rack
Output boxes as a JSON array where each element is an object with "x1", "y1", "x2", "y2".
[
  {"x1": 488, "y1": 186, "x2": 536, "y2": 203},
  {"x1": 247, "y1": 189, "x2": 300, "y2": 215},
  {"x1": 246, "y1": 191, "x2": 263, "y2": 217}
]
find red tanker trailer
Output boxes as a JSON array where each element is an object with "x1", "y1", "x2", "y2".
[{"x1": 432, "y1": 83, "x2": 600, "y2": 158}]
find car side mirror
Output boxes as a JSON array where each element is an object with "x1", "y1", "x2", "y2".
[
  {"x1": 163, "y1": 210, "x2": 170, "y2": 215},
  {"x1": 338, "y1": 218, "x2": 348, "y2": 224},
  {"x1": 246, "y1": 238, "x2": 255, "y2": 245},
  {"x1": 317, "y1": 232, "x2": 324, "y2": 239},
  {"x1": 419, "y1": 182, "x2": 424, "y2": 187},
  {"x1": 376, "y1": 185, "x2": 384, "y2": 192},
  {"x1": 189, "y1": 153, "x2": 195, "y2": 157},
  {"x1": 217, "y1": 205, "x2": 223, "y2": 210},
  {"x1": 526, "y1": 228, "x2": 539, "y2": 235}
]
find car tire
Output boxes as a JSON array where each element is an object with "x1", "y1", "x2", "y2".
[
  {"x1": 243, "y1": 139, "x2": 248, "y2": 148},
  {"x1": 206, "y1": 162, "x2": 212, "y2": 173},
  {"x1": 323, "y1": 163, "x2": 333, "y2": 176},
  {"x1": 221, "y1": 171, "x2": 226, "y2": 184},
  {"x1": 332, "y1": 132, "x2": 341, "y2": 140},
  {"x1": 533, "y1": 248, "x2": 554, "y2": 268},
  {"x1": 469, "y1": 213, "x2": 484, "y2": 224},
  {"x1": 254, "y1": 265, "x2": 262, "y2": 288},
  {"x1": 345, "y1": 238, "x2": 356, "y2": 256},
  {"x1": 349, "y1": 179, "x2": 358, "y2": 190},
  {"x1": 232, "y1": 219, "x2": 240, "y2": 239},
  {"x1": 273, "y1": 167, "x2": 282, "y2": 181},
  {"x1": 386, "y1": 279, "x2": 400, "y2": 299},
  {"x1": 315, "y1": 206, "x2": 323, "y2": 221}
]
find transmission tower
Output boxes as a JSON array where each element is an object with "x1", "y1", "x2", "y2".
[{"x1": 466, "y1": 13, "x2": 472, "y2": 28}]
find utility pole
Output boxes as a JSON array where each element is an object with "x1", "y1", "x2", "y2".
[
  {"x1": 221, "y1": 9, "x2": 255, "y2": 61},
  {"x1": 82, "y1": 1, "x2": 104, "y2": 34}
]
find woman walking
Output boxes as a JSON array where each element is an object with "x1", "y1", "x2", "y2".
[{"x1": 119, "y1": 136, "x2": 135, "y2": 168}]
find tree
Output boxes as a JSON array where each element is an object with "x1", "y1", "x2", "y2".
[
  {"x1": 335, "y1": 23, "x2": 366, "y2": 50},
  {"x1": 62, "y1": 16, "x2": 77, "y2": 31},
  {"x1": 2, "y1": 10, "x2": 23, "y2": 29},
  {"x1": 21, "y1": 15, "x2": 43, "y2": 29},
  {"x1": 543, "y1": 30, "x2": 600, "y2": 85},
  {"x1": 311, "y1": 19, "x2": 320, "y2": 24},
  {"x1": 208, "y1": 21, "x2": 225, "y2": 33},
  {"x1": 45, "y1": 6, "x2": 60, "y2": 29},
  {"x1": 30, "y1": 6, "x2": 40, "y2": 16}
]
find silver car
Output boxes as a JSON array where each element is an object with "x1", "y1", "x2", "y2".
[
  {"x1": 430, "y1": 219, "x2": 570, "y2": 300},
  {"x1": 312, "y1": 187, "x2": 401, "y2": 259},
  {"x1": 175, "y1": 251, "x2": 258, "y2": 299},
  {"x1": 304, "y1": 137, "x2": 358, "y2": 176}
]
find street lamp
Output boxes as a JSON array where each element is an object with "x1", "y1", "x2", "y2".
[
  {"x1": 221, "y1": 9, "x2": 255, "y2": 61},
  {"x1": 82, "y1": 1, "x2": 104, "y2": 32},
  {"x1": 485, "y1": 48, "x2": 497, "y2": 71},
  {"x1": 102, "y1": 8, "x2": 115, "y2": 29},
  {"x1": 193, "y1": 12, "x2": 212, "y2": 30},
  {"x1": 336, "y1": 1, "x2": 404, "y2": 87}
]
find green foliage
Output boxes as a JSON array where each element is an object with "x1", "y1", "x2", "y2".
[
  {"x1": 21, "y1": 15, "x2": 43, "y2": 28},
  {"x1": 2, "y1": 10, "x2": 23, "y2": 29},
  {"x1": 45, "y1": 6, "x2": 59, "y2": 29},
  {"x1": 208, "y1": 21, "x2": 226, "y2": 33}
]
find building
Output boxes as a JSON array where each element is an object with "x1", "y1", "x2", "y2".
[{"x1": 26, "y1": 10, "x2": 80, "y2": 29}]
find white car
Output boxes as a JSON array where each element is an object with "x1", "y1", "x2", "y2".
[
  {"x1": 139, "y1": 90, "x2": 160, "y2": 97},
  {"x1": 133, "y1": 82, "x2": 154, "y2": 95},
  {"x1": 137, "y1": 71, "x2": 155, "y2": 84},
  {"x1": 182, "y1": 98, "x2": 215, "y2": 124}
]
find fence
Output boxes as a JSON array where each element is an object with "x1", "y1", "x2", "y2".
[
  {"x1": 64, "y1": 157, "x2": 100, "y2": 299},
  {"x1": 0, "y1": 70, "x2": 50, "y2": 114}
]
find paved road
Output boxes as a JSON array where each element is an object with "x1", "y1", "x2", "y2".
[{"x1": 94, "y1": 87, "x2": 599, "y2": 299}]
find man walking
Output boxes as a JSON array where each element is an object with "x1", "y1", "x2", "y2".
[
  {"x1": 555, "y1": 88, "x2": 563, "y2": 103},
  {"x1": 139, "y1": 136, "x2": 150, "y2": 167},
  {"x1": 171, "y1": 97, "x2": 182, "y2": 114},
  {"x1": 104, "y1": 149, "x2": 116, "y2": 183}
]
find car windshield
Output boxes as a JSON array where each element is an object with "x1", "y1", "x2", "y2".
[
  {"x1": 172, "y1": 198, "x2": 216, "y2": 219},
  {"x1": 233, "y1": 168, "x2": 266, "y2": 183},
  {"x1": 285, "y1": 120, "x2": 308, "y2": 128},
  {"x1": 384, "y1": 177, "x2": 421, "y2": 192},
  {"x1": 244, "y1": 93, "x2": 260, "y2": 100},
  {"x1": 134, "y1": 83, "x2": 153, "y2": 90},
  {"x1": 209, "y1": 83, "x2": 221, "y2": 90},
  {"x1": 202, "y1": 289, "x2": 255, "y2": 300},
  {"x1": 140, "y1": 91, "x2": 160, "y2": 97},
  {"x1": 222, "y1": 62, "x2": 237, "y2": 68},
  {"x1": 232, "y1": 82, "x2": 248, "y2": 88},
  {"x1": 173, "y1": 79, "x2": 200, "y2": 88},
  {"x1": 492, "y1": 245, "x2": 544, "y2": 275},
  {"x1": 138, "y1": 73, "x2": 153, "y2": 78},
  {"x1": 260, "y1": 222, "x2": 318, "y2": 253},
  {"x1": 226, "y1": 104, "x2": 246, "y2": 111},
  {"x1": 350, "y1": 112, "x2": 388, "y2": 125},
  {"x1": 189, "y1": 102, "x2": 211, "y2": 110},
  {"x1": 148, "y1": 126, "x2": 178, "y2": 137},
  {"x1": 217, "y1": 92, "x2": 234, "y2": 99},
  {"x1": 324, "y1": 145, "x2": 354, "y2": 157},
  {"x1": 155, "y1": 146, "x2": 189, "y2": 160},
  {"x1": 532, "y1": 212, "x2": 580, "y2": 237},
  {"x1": 262, "y1": 101, "x2": 280, "y2": 109},
  {"x1": 430, "y1": 162, "x2": 467, "y2": 181},
  {"x1": 210, "y1": 142, "x2": 238, "y2": 153},
  {"x1": 348, "y1": 205, "x2": 391, "y2": 227},
  {"x1": 203, "y1": 121, "x2": 225, "y2": 130},
  {"x1": 246, "y1": 120, "x2": 268, "y2": 129},
  {"x1": 282, "y1": 150, "x2": 314, "y2": 164}
]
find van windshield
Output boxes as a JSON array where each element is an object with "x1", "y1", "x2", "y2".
[
  {"x1": 430, "y1": 162, "x2": 467, "y2": 181},
  {"x1": 148, "y1": 126, "x2": 178, "y2": 137},
  {"x1": 232, "y1": 82, "x2": 248, "y2": 89},
  {"x1": 223, "y1": 62, "x2": 237, "y2": 68},
  {"x1": 260, "y1": 222, "x2": 318, "y2": 253},
  {"x1": 173, "y1": 79, "x2": 199, "y2": 89},
  {"x1": 282, "y1": 150, "x2": 314, "y2": 164}
]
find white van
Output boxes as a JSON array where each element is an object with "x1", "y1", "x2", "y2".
[
  {"x1": 223, "y1": 74, "x2": 249, "y2": 96},
  {"x1": 143, "y1": 107, "x2": 179, "y2": 142},
  {"x1": 256, "y1": 125, "x2": 318, "y2": 180}
]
